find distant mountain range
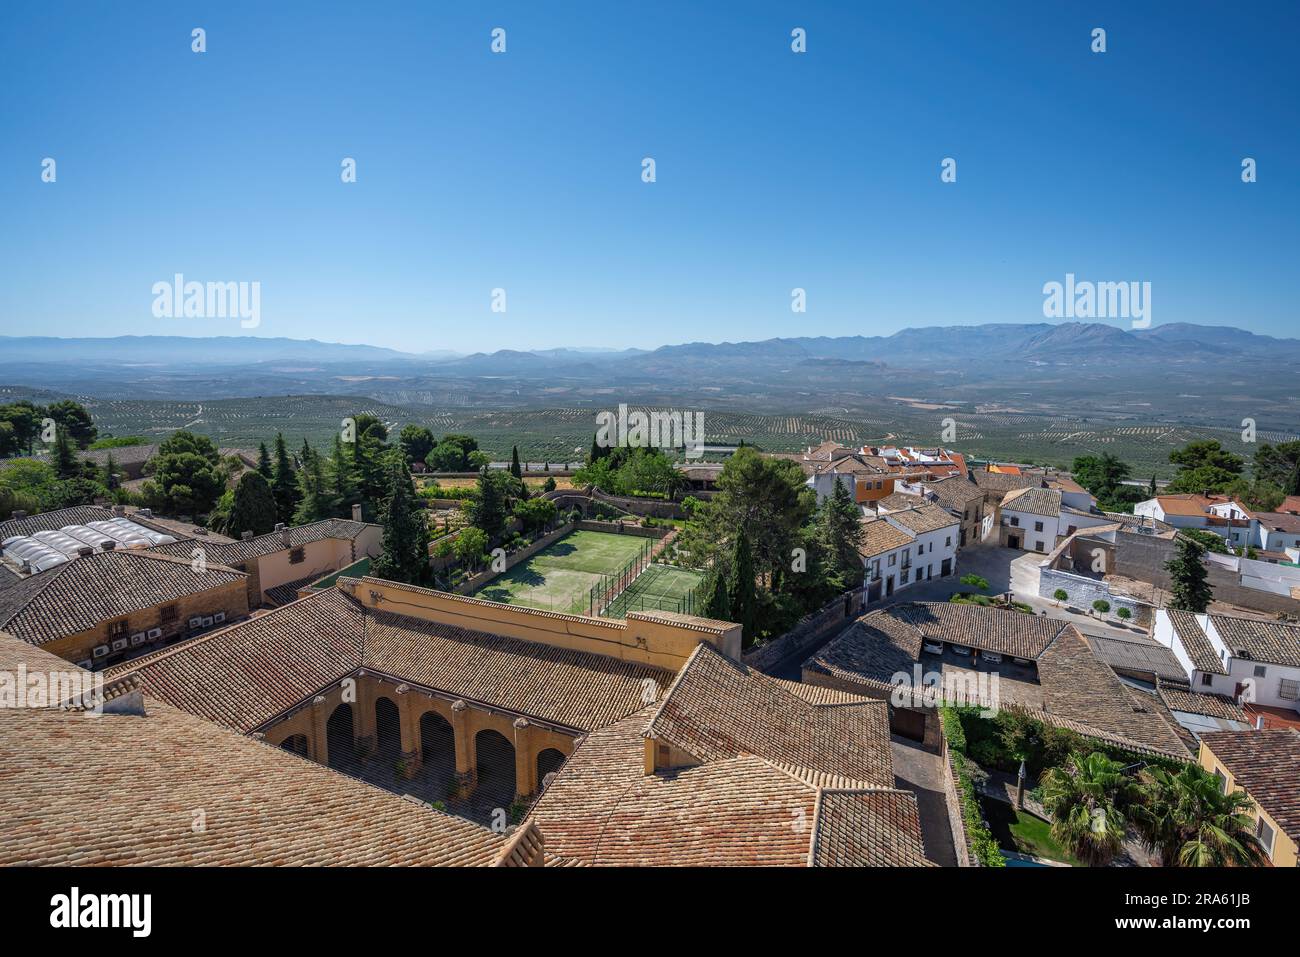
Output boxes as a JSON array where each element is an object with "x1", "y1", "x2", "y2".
[{"x1": 3, "y1": 323, "x2": 1298, "y2": 431}]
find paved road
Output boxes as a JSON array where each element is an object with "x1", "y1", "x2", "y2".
[{"x1": 891, "y1": 735, "x2": 957, "y2": 866}]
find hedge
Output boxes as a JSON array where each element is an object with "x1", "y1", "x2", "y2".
[{"x1": 939, "y1": 706, "x2": 1005, "y2": 867}]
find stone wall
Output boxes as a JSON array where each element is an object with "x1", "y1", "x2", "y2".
[
  {"x1": 1115, "y1": 534, "x2": 1300, "y2": 615},
  {"x1": 744, "y1": 591, "x2": 863, "y2": 672},
  {"x1": 942, "y1": 737, "x2": 975, "y2": 867},
  {"x1": 1038, "y1": 566, "x2": 1151, "y2": 626},
  {"x1": 453, "y1": 523, "x2": 575, "y2": 594}
]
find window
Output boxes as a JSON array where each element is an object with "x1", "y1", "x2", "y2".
[
  {"x1": 289, "y1": 546, "x2": 305, "y2": 565},
  {"x1": 945, "y1": 536, "x2": 952, "y2": 547},
  {"x1": 900, "y1": 568, "x2": 910, "y2": 584},
  {"x1": 1200, "y1": 673, "x2": 1214, "y2": 687},
  {"x1": 1280, "y1": 678, "x2": 1300, "y2": 701},
  {"x1": 1009, "y1": 516, "x2": 1020, "y2": 527},
  {"x1": 1253, "y1": 665, "x2": 1267, "y2": 678},
  {"x1": 108, "y1": 619, "x2": 129, "y2": 638},
  {"x1": 888, "y1": 553, "x2": 896, "y2": 566},
  {"x1": 1255, "y1": 816, "x2": 1276, "y2": 858},
  {"x1": 160, "y1": 604, "x2": 177, "y2": 623},
  {"x1": 1213, "y1": 768, "x2": 1227, "y2": 794},
  {"x1": 1034, "y1": 521, "x2": 1044, "y2": 532},
  {"x1": 1034, "y1": 541, "x2": 1045, "y2": 553}
]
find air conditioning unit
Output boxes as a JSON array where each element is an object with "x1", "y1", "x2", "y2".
[
  {"x1": 213, "y1": 611, "x2": 226, "y2": 623},
  {"x1": 147, "y1": 627, "x2": 162, "y2": 640},
  {"x1": 189, "y1": 617, "x2": 203, "y2": 628},
  {"x1": 129, "y1": 633, "x2": 145, "y2": 647},
  {"x1": 112, "y1": 638, "x2": 128, "y2": 652},
  {"x1": 77, "y1": 660, "x2": 93, "y2": 670},
  {"x1": 92, "y1": 645, "x2": 109, "y2": 658},
  {"x1": 201, "y1": 616, "x2": 214, "y2": 627}
]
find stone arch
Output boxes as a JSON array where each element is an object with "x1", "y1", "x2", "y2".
[
  {"x1": 536, "y1": 747, "x2": 566, "y2": 793},
  {"x1": 326, "y1": 703, "x2": 358, "y2": 773},
  {"x1": 279, "y1": 733, "x2": 309, "y2": 758},
  {"x1": 474, "y1": 728, "x2": 516, "y2": 810},
  {"x1": 374, "y1": 695, "x2": 401, "y2": 759}
]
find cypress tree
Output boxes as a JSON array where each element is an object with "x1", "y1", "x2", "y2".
[
  {"x1": 1148, "y1": 474, "x2": 1158, "y2": 497},
  {"x1": 697, "y1": 567, "x2": 731, "y2": 621},
  {"x1": 294, "y1": 442, "x2": 326, "y2": 524},
  {"x1": 510, "y1": 445, "x2": 523, "y2": 479},
  {"x1": 326, "y1": 433, "x2": 357, "y2": 518},
  {"x1": 228, "y1": 471, "x2": 278, "y2": 537},
  {"x1": 270, "y1": 433, "x2": 301, "y2": 525},
  {"x1": 102, "y1": 452, "x2": 117, "y2": 490},
  {"x1": 727, "y1": 531, "x2": 757, "y2": 645},
  {"x1": 53, "y1": 428, "x2": 77, "y2": 479},
  {"x1": 372, "y1": 455, "x2": 427, "y2": 585},
  {"x1": 1166, "y1": 534, "x2": 1214, "y2": 613},
  {"x1": 257, "y1": 442, "x2": 273, "y2": 479}
]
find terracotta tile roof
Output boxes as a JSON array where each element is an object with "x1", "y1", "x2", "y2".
[
  {"x1": 971, "y1": 470, "x2": 1043, "y2": 493},
  {"x1": 148, "y1": 518, "x2": 375, "y2": 565},
  {"x1": 529, "y1": 706, "x2": 927, "y2": 866},
  {"x1": 858, "y1": 518, "x2": 914, "y2": 558},
  {"x1": 1154, "y1": 493, "x2": 1233, "y2": 517},
  {"x1": 806, "y1": 606, "x2": 1192, "y2": 758},
  {"x1": 1209, "y1": 613, "x2": 1300, "y2": 668},
  {"x1": 362, "y1": 608, "x2": 674, "y2": 732},
  {"x1": 0, "y1": 647, "x2": 505, "y2": 866},
  {"x1": 1000, "y1": 487, "x2": 1062, "y2": 518},
  {"x1": 921, "y1": 476, "x2": 985, "y2": 511},
  {"x1": 1157, "y1": 684, "x2": 1249, "y2": 723},
  {"x1": 884, "y1": 503, "x2": 959, "y2": 535},
  {"x1": 810, "y1": 788, "x2": 934, "y2": 867},
  {"x1": 0, "y1": 550, "x2": 246, "y2": 647},
  {"x1": 647, "y1": 643, "x2": 893, "y2": 787},
  {"x1": 1166, "y1": 609, "x2": 1227, "y2": 674},
  {"x1": 80, "y1": 444, "x2": 158, "y2": 467},
  {"x1": 112, "y1": 585, "x2": 673, "y2": 734},
  {"x1": 1199, "y1": 729, "x2": 1300, "y2": 843}
]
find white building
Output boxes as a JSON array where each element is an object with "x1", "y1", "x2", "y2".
[
  {"x1": 1133, "y1": 493, "x2": 1256, "y2": 550},
  {"x1": 858, "y1": 504, "x2": 959, "y2": 604},
  {"x1": 1154, "y1": 608, "x2": 1300, "y2": 714}
]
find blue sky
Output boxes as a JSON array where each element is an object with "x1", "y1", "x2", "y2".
[{"x1": 1, "y1": 1, "x2": 1296, "y2": 353}]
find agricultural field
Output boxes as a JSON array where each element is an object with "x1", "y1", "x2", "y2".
[
  {"x1": 473, "y1": 530, "x2": 648, "y2": 615},
  {"x1": 5, "y1": 386, "x2": 1293, "y2": 479},
  {"x1": 603, "y1": 563, "x2": 704, "y2": 619}
]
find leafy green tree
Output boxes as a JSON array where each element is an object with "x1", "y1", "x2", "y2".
[
  {"x1": 142, "y1": 431, "x2": 223, "y2": 516},
  {"x1": 542, "y1": 476, "x2": 557, "y2": 493},
  {"x1": 399, "y1": 424, "x2": 435, "y2": 466},
  {"x1": 1166, "y1": 440, "x2": 1245, "y2": 494},
  {"x1": 270, "y1": 433, "x2": 301, "y2": 525},
  {"x1": 352, "y1": 414, "x2": 388, "y2": 443},
  {"x1": 513, "y1": 497, "x2": 557, "y2": 534},
  {"x1": 352, "y1": 429, "x2": 388, "y2": 518},
  {"x1": 1132, "y1": 765, "x2": 1267, "y2": 867},
  {"x1": 371, "y1": 455, "x2": 427, "y2": 585},
  {"x1": 727, "y1": 531, "x2": 757, "y2": 646},
  {"x1": 453, "y1": 526, "x2": 489, "y2": 570},
  {"x1": 1166, "y1": 534, "x2": 1214, "y2": 612},
  {"x1": 1251, "y1": 440, "x2": 1300, "y2": 490},
  {"x1": 226, "y1": 471, "x2": 278, "y2": 537},
  {"x1": 1225, "y1": 478, "x2": 1285, "y2": 513},
  {"x1": 962, "y1": 574, "x2": 991, "y2": 592},
  {"x1": 1181, "y1": 527, "x2": 1230, "y2": 554},
  {"x1": 1052, "y1": 588, "x2": 1068, "y2": 605},
  {"x1": 1039, "y1": 752, "x2": 1138, "y2": 866},
  {"x1": 45, "y1": 400, "x2": 98, "y2": 450},
  {"x1": 0, "y1": 401, "x2": 44, "y2": 456}
]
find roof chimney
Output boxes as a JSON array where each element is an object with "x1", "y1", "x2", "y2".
[
  {"x1": 352, "y1": 503, "x2": 362, "y2": 522},
  {"x1": 75, "y1": 546, "x2": 93, "y2": 558},
  {"x1": 111, "y1": 504, "x2": 127, "y2": 517},
  {"x1": 11, "y1": 510, "x2": 26, "y2": 520},
  {"x1": 279, "y1": 525, "x2": 291, "y2": 547},
  {"x1": 138, "y1": 508, "x2": 152, "y2": 518},
  {"x1": 101, "y1": 540, "x2": 116, "y2": 551},
  {"x1": 242, "y1": 530, "x2": 254, "y2": 541}
]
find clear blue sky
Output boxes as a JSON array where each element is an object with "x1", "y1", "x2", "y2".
[{"x1": 1, "y1": 1, "x2": 1296, "y2": 353}]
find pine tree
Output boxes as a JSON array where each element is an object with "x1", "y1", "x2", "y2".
[
  {"x1": 53, "y1": 428, "x2": 77, "y2": 479},
  {"x1": 228, "y1": 471, "x2": 278, "y2": 538},
  {"x1": 1288, "y1": 458, "x2": 1300, "y2": 497},
  {"x1": 727, "y1": 531, "x2": 757, "y2": 645},
  {"x1": 471, "y1": 466, "x2": 507, "y2": 537},
  {"x1": 294, "y1": 442, "x2": 326, "y2": 524},
  {"x1": 270, "y1": 433, "x2": 301, "y2": 525},
  {"x1": 1166, "y1": 534, "x2": 1213, "y2": 613},
  {"x1": 257, "y1": 442, "x2": 273, "y2": 479},
  {"x1": 818, "y1": 478, "x2": 866, "y2": 584},
  {"x1": 326, "y1": 434, "x2": 357, "y2": 519},
  {"x1": 510, "y1": 445, "x2": 522, "y2": 479},
  {"x1": 372, "y1": 455, "x2": 427, "y2": 585}
]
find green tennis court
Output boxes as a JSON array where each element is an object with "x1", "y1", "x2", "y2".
[
  {"x1": 603, "y1": 563, "x2": 704, "y2": 619},
  {"x1": 473, "y1": 530, "x2": 650, "y2": 615}
]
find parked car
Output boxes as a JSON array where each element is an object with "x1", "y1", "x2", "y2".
[
  {"x1": 922, "y1": 639, "x2": 944, "y2": 655},
  {"x1": 949, "y1": 643, "x2": 973, "y2": 656},
  {"x1": 980, "y1": 650, "x2": 1003, "y2": 664}
]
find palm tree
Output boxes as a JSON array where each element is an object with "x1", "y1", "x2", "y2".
[
  {"x1": 1132, "y1": 765, "x2": 1267, "y2": 867},
  {"x1": 1039, "y1": 752, "x2": 1137, "y2": 865}
]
